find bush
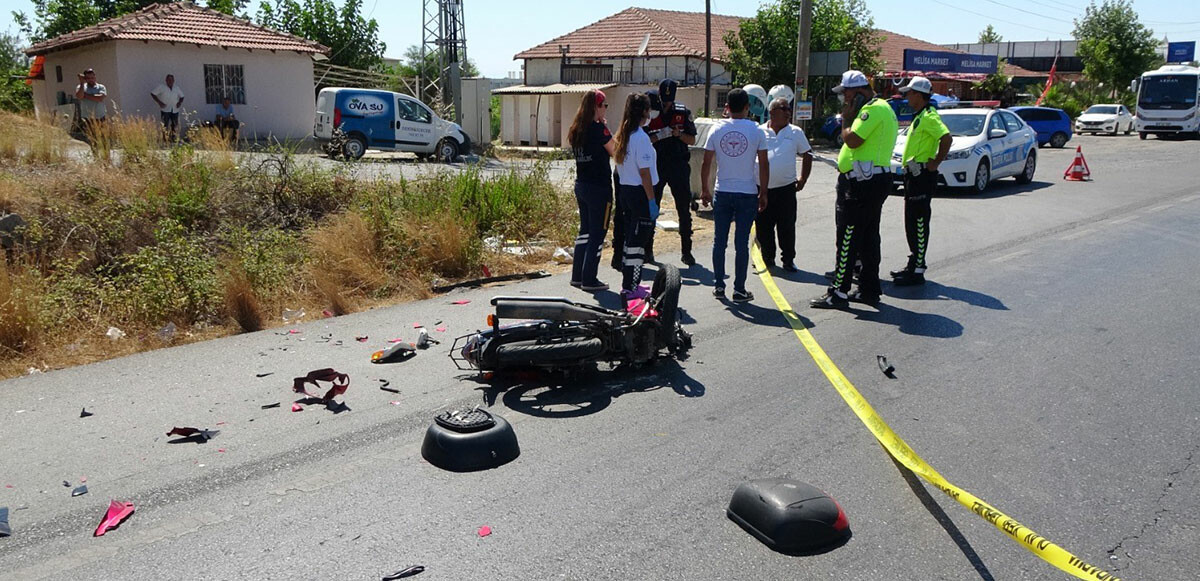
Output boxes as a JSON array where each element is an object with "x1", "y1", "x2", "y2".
[{"x1": 110, "y1": 219, "x2": 222, "y2": 324}]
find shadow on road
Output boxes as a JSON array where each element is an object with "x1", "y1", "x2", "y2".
[
  {"x1": 942, "y1": 180, "x2": 1055, "y2": 200},
  {"x1": 887, "y1": 451, "x2": 996, "y2": 581},
  {"x1": 472, "y1": 358, "x2": 705, "y2": 420},
  {"x1": 852, "y1": 300, "x2": 964, "y2": 338},
  {"x1": 886, "y1": 281, "x2": 1008, "y2": 311}
]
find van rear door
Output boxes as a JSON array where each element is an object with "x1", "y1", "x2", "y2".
[{"x1": 395, "y1": 95, "x2": 438, "y2": 152}]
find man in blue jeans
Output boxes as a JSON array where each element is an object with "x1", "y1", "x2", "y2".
[{"x1": 701, "y1": 89, "x2": 769, "y2": 302}]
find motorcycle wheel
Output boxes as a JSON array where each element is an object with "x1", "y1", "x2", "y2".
[
  {"x1": 494, "y1": 338, "x2": 605, "y2": 367},
  {"x1": 651, "y1": 263, "x2": 682, "y2": 348}
]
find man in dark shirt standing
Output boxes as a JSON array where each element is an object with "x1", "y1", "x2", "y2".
[{"x1": 646, "y1": 79, "x2": 698, "y2": 266}]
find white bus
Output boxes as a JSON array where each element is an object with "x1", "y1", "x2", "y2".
[{"x1": 1131, "y1": 65, "x2": 1200, "y2": 139}]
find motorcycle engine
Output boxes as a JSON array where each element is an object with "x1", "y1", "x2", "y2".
[{"x1": 622, "y1": 323, "x2": 658, "y2": 364}]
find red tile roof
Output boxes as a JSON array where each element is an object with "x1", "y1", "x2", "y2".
[
  {"x1": 26, "y1": 1, "x2": 328, "y2": 56},
  {"x1": 515, "y1": 7, "x2": 745, "y2": 62},
  {"x1": 875, "y1": 29, "x2": 1040, "y2": 78}
]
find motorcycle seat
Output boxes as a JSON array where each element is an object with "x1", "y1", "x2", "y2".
[{"x1": 493, "y1": 298, "x2": 618, "y2": 322}]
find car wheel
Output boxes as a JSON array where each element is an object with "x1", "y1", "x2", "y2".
[
  {"x1": 973, "y1": 158, "x2": 991, "y2": 193},
  {"x1": 1015, "y1": 150, "x2": 1036, "y2": 184},
  {"x1": 437, "y1": 138, "x2": 459, "y2": 163},
  {"x1": 1049, "y1": 132, "x2": 1068, "y2": 148},
  {"x1": 833, "y1": 132, "x2": 844, "y2": 148},
  {"x1": 342, "y1": 135, "x2": 366, "y2": 160},
  {"x1": 1124, "y1": 122, "x2": 1132, "y2": 135},
  {"x1": 1139, "y1": 132, "x2": 1147, "y2": 140}
]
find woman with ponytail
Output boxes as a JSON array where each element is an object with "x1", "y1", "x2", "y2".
[
  {"x1": 612, "y1": 92, "x2": 660, "y2": 299},
  {"x1": 567, "y1": 89, "x2": 615, "y2": 291}
]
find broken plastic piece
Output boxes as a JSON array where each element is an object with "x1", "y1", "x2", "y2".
[
  {"x1": 412, "y1": 322, "x2": 421, "y2": 328},
  {"x1": 63, "y1": 480, "x2": 70, "y2": 487},
  {"x1": 288, "y1": 329, "x2": 301, "y2": 335},
  {"x1": 322, "y1": 310, "x2": 334, "y2": 318},
  {"x1": 166, "y1": 427, "x2": 219, "y2": 443},
  {"x1": 105, "y1": 326, "x2": 125, "y2": 340},
  {"x1": 281, "y1": 308, "x2": 305, "y2": 322},
  {"x1": 381, "y1": 565, "x2": 425, "y2": 580},
  {"x1": 291, "y1": 403, "x2": 304, "y2": 412},
  {"x1": 390, "y1": 401, "x2": 402, "y2": 406},
  {"x1": 292, "y1": 368, "x2": 350, "y2": 402},
  {"x1": 477, "y1": 525, "x2": 492, "y2": 537},
  {"x1": 451, "y1": 300, "x2": 470, "y2": 305},
  {"x1": 0, "y1": 507, "x2": 9, "y2": 537},
  {"x1": 72, "y1": 485, "x2": 88, "y2": 497},
  {"x1": 378, "y1": 379, "x2": 400, "y2": 394},
  {"x1": 435, "y1": 326, "x2": 447, "y2": 333},
  {"x1": 356, "y1": 336, "x2": 369, "y2": 342},
  {"x1": 94, "y1": 500, "x2": 134, "y2": 536},
  {"x1": 877, "y1": 355, "x2": 895, "y2": 378},
  {"x1": 372, "y1": 342, "x2": 416, "y2": 364},
  {"x1": 261, "y1": 402, "x2": 281, "y2": 409},
  {"x1": 256, "y1": 372, "x2": 274, "y2": 378},
  {"x1": 552, "y1": 247, "x2": 573, "y2": 264},
  {"x1": 80, "y1": 408, "x2": 94, "y2": 418}
]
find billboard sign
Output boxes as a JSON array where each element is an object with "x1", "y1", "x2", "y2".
[
  {"x1": 902, "y1": 49, "x2": 998, "y2": 74},
  {"x1": 1168, "y1": 41, "x2": 1196, "y2": 63}
]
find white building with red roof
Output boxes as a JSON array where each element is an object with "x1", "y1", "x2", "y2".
[{"x1": 25, "y1": 1, "x2": 329, "y2": 140}]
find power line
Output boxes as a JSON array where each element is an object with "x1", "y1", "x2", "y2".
[
  {"x1": 981, "y1": 0, "x2": 1073, "y2": 22},
  {"x1": 928, "y1": 0, "x2": 1072, "y2": 37}
]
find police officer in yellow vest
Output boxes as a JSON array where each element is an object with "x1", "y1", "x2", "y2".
[
  {"x1": 812, "y1": 70, "x2": 898, "y2": 308},
  {"x1": 892, "y1": 77, "x2": 951, "y2": 286}
]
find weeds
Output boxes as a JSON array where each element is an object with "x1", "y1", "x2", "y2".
[{"x1": 0, "y1": 114, "x2": 575, "y2": 378}]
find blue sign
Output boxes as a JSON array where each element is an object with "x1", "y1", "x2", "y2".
[
  {"x1": 903, "y1": 49, "x2": 998, "y2": 74},
  {"x1": 1168, "y1": 41, "x2": 1195, "y2": 63}
]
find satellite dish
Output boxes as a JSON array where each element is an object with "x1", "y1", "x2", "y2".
[{"x1": 637, "y1": 33, "x2": 650, "y2": 57}]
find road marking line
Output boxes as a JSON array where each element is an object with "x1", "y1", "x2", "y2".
[
  {"x1": 1145, "y1": 204, "x2": 1174, "y2": 213},
  {"x1": 750, "y1": 230, "x2": 1119, "y2": 581},
  {"x1": 1059, "y1": 229, "x2": 1095, "y2": 241},
  {"x1": 1180, "y1": 194, "x2": 1200, "y2": 203},
  {"x1": 1109, "y1": 216, "x2": 1137, "y2": 225},
  {"x1": 992, "y1": 249, "x2": 1031, "y2": 263}
]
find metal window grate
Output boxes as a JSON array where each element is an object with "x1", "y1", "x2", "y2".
[{"x1": 204, "y1": 64, "x2": 246, "y2": 105}]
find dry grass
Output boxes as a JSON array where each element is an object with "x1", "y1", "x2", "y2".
[
  {"x1": 0, "y1": 112, "x2": 71, "y2": 164},
  {"x1": 0, "y1": 262, "x2": 42, "y2": 357},
  {"x1": 307, "y1": 212, "x2": 393, "y2": 296},
  {"x1": 224, "y1": 267, "x2": 263, "y2": 332},
  {"x1": 109, "y1": 115, "x2": 162, "y2": 164},
  {"x1": 315, "y1": 276, "x2": 351, "y2": 317}
]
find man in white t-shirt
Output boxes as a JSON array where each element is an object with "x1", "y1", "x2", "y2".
[
  {"x1": 151, "y1": 74, "x2": 185, "y2": 141},
  {"x1": 756, "y1": 97, "x2": 813, "y2": 272},
  {"x1": 700, "y1": 88, "x2": 768, "y2": 302}
]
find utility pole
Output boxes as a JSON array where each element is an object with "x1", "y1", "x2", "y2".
[
  {"x1": 793, "y1": 0, "x2": 813, "y2": 126},
  {"x1": 705, "y1": 0, "x2": 712, "y2": 116}
]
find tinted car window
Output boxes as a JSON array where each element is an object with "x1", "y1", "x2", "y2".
[
  {"x1": 942, "y1": 114, "x2": 986, "y2": 136},
  {"x1": 398, "y1": 98, "x2": 432, "y2": 123},
  {"x1": 1000, "y1": 111, "x2": 1024, "y2": 132},
  {"x1": 989, "y1": 113, "x2": 1006, "y2": 134},
  {"x1": 1016, "y1": 108, "x2": 1059, "y2": 122}
]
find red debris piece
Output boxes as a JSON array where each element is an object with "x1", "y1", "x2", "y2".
[
  {"x1": 388, "y1": 338, "x2": 405, "y2": 343},
  {"x1": 355, "y1": 336, "x2": 369, "y2": 342},
  {"x1": 435, "y1": 326, "x2": 447, "y2": 333},
  {"x1": 4, "y1": 485, "x2": 11, "y2": 489},
  {"x1": 451, "y1": 300, "x2": 470, "y2": 305},
  {"x1": 215, "y1": 422, "x2": 226, "y2": 426},
  {"x1": 412, "y1": 322, "x2": 421, "y2": 328},
  {"x1": 291, "y1": 403, "x2": 304, "y2": 412},
  {"x1": 292, "y1": 368, "x2": 350, "y2": 402},
  {"x1": 389, "y1": 401, "x2": 402, "y2": 406},
  {"x1": 94, "y1": 500, "x2": 135, "y2": 536},
  {"x1": 217, "y1": 449, "x2": 226, "y2": 453},
  {"x1": 477, "y1": 525, "x2": 492, "y2": 537},
  {"x1": 80, "y1": 476, "x2": 87, "y2": 483},
  {"x1": 322, "y1": 310, "x2": 334, "y2": 318},
  {"x1": 482, "y1": 265, "x2": 492, "y2": 277},
  {"x1": 166, "y1": 427, "x2": 218, "y2": 441},
  {"x1": 288, "y1": 329, "x2": 301, "y2": 335}
]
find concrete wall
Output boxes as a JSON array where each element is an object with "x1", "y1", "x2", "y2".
[{"x1": 32, "y1": 41, "x2": 317, "y2": 139}]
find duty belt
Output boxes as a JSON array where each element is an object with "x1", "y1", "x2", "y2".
[
  {"x1": 905, "y1": 160, "x2": 928, "y2": 177},
  {"x1": 843, "y1": 160, "x2": 891, "y2": 181}
]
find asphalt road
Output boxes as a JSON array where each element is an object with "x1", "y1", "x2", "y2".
[{"x1": 2, "y1": 133, "x2": 1198, "y2": 580}]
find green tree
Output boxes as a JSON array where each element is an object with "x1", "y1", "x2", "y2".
[
  {"x1": 392, "y1": 44, "x2": 479, "y2": 79},
  {"x1": 206, "y1": 0, "x2": 250, "y2": 16},
  {"x1": 1073, "y1": 0, "x2": 1161, "y2": 95},
  {"x1": 16, "y1": 1, "x2": 253, "y2": 43},
  {"x1": 0, "y1": 31, "x2": 33, "y2": 112},
  {"x1": 978, "y1": 24, "x2": 1002, "y2": 45},
  {"x1": 723, "y1": 0, "x2": 880, "y2": 89},
  {"x1": 256, "y1": 0, "x2": 384, "y2": 70}
]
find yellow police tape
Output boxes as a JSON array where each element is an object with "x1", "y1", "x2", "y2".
[{"x1": 748, "y1": 241, "x2": 1120, "y2": 581}]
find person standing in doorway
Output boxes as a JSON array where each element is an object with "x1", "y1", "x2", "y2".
[
  {"x1": 701, "y1": 88, "x2": 769, "y2": 302},
  {"x1": 756, "y1": 97, "x2": 813, "y2": 272},
  {"x1": 646, "y1": 79, "x2": 698, "y2": 266},
  {"x1": 567, "y1": 89, "x2": 615, "y2": 292},
  {"x1": 151, "y1": 74, "x2": 185, "y2": 141},
  {"x1": 613, "y1": 93, "x2": 660, "y2": 300},
  {"x1": 892, "y1": 77, "x2": 951, "y2": 286},
  {"x1": 811, "y1": 70, "x2": 898, "y2": 309}
]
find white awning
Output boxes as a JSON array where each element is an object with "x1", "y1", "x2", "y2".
[{"x1": 491, "y1": 83, "x2": 617, "y2": 95}]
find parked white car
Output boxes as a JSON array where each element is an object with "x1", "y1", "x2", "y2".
[
  {"x1": 892, "y1": 108, "x2": 1038, "y2": 194},
  {"x1": 1075, "y1": 104, "x2": 1134, "y2": 135}
]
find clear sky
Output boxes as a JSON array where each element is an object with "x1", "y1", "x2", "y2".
[{"x1": 2, "y1": 0, "x2": 1195, "y2": 77}]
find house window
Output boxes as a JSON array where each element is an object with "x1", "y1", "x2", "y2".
[
  {"x1": 204, "y1": 64, "x2": 245, "y2": 104},
  {"x1": 716, "y1": 90, "x2": 730, "y2": 109},
  {"x1": 55, "y1": 65, "x2": 63, "y2": 83}
]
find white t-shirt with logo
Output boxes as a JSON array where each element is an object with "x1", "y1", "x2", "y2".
[
  {"x1": 758, "y1": 123, "x2": 813, "y2": 188},
  {"x1": 705, "y1": 118, "x2": 767, "y2": 195},
  {"x1": 152, "y1": 83, "x2": 185, "y2": 113},
  {"x1": 616, "y1": 128, "x2": 659, "y2": 187}
]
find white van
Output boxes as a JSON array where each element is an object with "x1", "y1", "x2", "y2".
[{"x1": 314, "y1": 87, "x2": 471, "y2": 161}]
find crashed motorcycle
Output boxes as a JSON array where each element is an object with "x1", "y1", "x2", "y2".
[{"x1": 451, "y1": 264, "x2": 691, "y2": 372}]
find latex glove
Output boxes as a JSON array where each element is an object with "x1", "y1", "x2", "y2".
[{"x1": 648, "y1": 198, "x2": 660, "y2": 221}]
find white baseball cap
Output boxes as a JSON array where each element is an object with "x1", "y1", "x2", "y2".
[
  {"x1": 899, "y1": 76, "x2": 933, "y2": 95},
  {"x1": 832, "y1": 70, "x2": 869, "y2": 94}
]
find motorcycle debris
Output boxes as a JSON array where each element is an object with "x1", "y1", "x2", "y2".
[
  {"x1": 94, "y1": 500, "x2": 134, "y2": 537},
  {"x1": 261, "y1": 402, "x2": 281, "y2": 409},
  {"x1": 877, "y1": 355, "x2": 896, "y2": 378},
  {"x1": 292, "y1": 368, "x2": 350, "y2": 403},
  {"x1": 256, "y1": 372, "x2": 275, "y2": 378},
  {"x1": 478, "y1": 525, "x2": 492, "y2": 537},
  {"x1": 381, "y1": 565, "x2": 425, "y2": 580},
  {"x1": 165, "y1": 427, "x2": 219, "y2": 443},
  {"x1": 80, "y1": 407, "x2": 94, "y2": 418},
  {"x1": 372, "y1": 342, "x2": 416, "y2": 364},
  {"x1": 0, "y1": 507, "x2": 10, "y2": 537},
  {"x1": 72, "y1": 485, "x2": 88, "y2": 497},
  {"x1": 378, "y1": 379, "x2": 400, "y2": 394}
]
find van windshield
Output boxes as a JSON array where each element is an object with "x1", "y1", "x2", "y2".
[{"x1": 1138, "y1": 75, "x2": 1198, "y2": 110}]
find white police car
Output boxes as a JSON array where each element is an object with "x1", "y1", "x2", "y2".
[{"x1": 892, "y1": 107, "x2": 1038, "y2": 193}]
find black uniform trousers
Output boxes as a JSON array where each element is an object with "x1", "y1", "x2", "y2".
[
  {"x1": 610, "y1": 168, "x2": 625, "y2": 267},
  {"x1": 902, "y1": 168, "x2": 936, "y2": 271},
  {"x1": 648, "y1": 162, "x2": 693, "y2": 256},
  {"x1": 830, "y1": 172, "x2": 890, "y2": 297},
  {"x1": 618, "y1": 184, "x2": 655, "y2": 291},
  {"x1": 755, "y1": 183, "x2": 798, "y2": 265}
]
